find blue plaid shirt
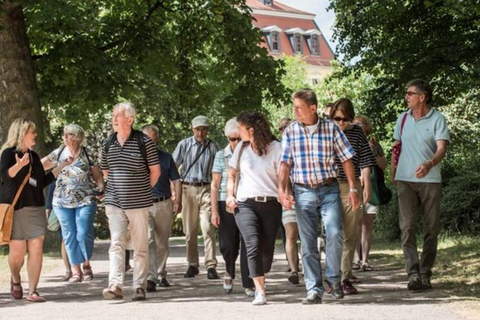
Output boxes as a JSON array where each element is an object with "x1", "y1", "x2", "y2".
[{"x1": 281, "y1": 118, "x2": 355, "y2": 185}]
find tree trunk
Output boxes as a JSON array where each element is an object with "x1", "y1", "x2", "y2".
[{"x1": 0, "y1": 2, "x2": 46, "y2": 155}]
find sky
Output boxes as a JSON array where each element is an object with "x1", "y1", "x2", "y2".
[{"x1": 277, "y1": 0, "x2": 337, "y2": 52}]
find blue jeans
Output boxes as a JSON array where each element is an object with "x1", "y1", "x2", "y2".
[
  {"x1": 294, "y1": 182, "x2": 343, "y2": 296},
  {"x1": 54, "y1": 203, "x2": 97, "y2": 266}
]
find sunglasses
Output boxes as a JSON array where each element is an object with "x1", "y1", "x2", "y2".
[
  {"x1": 228, "y1": 137, "x2": 241, "y2": 142},
  {"x1": 333, "y1": 116, "x2": 349, "y2": 123},
  {"x1": 405, "y1": 91, "x2": 420, "y2": 96}
]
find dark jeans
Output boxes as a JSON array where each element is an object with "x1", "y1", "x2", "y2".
[
  {"x1": 235, "y1": 199, "x2": 282, "y2": 278},
  {"x1": 218, "y1": 201, "x2": 254, "y2": 288},
  {"x1": 397, "y1": 181, "x2": 442, "y2": 277}
]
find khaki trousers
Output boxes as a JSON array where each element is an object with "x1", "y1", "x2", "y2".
[
  {"x1": 339, "y1": 179, "x2": 363, "y2": 280},
  {"x1": 148, "y1": 199, "x2": 174, "y2": 281},
  {"x1": 181, "y1": 184, "x2": 217, "y2": 269},
  {"x1": 105, "y1": 205, "x2": 149, "y2": 289},
  {"x1": 397, "y1": 181, "x2": 441, "y2": 277}
]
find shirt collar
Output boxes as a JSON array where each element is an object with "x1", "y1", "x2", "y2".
[{"x1": 223, "y1": 145, "x2": 233, "y2": 157}]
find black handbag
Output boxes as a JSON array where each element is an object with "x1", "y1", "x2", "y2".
[{"x1": 369, "y1": 165, "x2": 392, "y2": 206}]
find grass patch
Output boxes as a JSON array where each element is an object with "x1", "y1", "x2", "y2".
[{"x1": 372, "y1": 235, "x2": 480, "y2": 299}]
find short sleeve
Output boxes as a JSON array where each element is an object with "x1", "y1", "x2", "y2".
[
  {"x1": 332, "y1": 125, "x2": 355, "y2": 162},
  {"x1": 47, "y1": 148, "x2": 61, "y2": 164},
  {"x1": 281, "y1": 128, "x2": 293, "y2": 165},
  {"x1": 212, "y1": 150, "x2": 224, "y2": 174},
  {"x1": 435, "y1": 113, "x2": 450, "y2": 142},
  {"x1": 172, "y1": 140, "x2": 185, "y2": 166},
  {"x1": 168, "y1": 154, "x2": 181, "y2": 181},
  {"x1": 100, "y1": 141, "x2": 109, "y2": 171},
  {"x1": 144, "y1": 136, "x2": 160, "y2": 166}
]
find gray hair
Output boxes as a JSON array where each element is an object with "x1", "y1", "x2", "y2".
[
  {"x1": 64, "y1": 124, "x2": 85, "y2": 143},
  {"x1": 114, "y1": 102, "x2": 137, "y2": 119},
  {"x1": 142, "y1": 124, "x2": 159, "y2": 137},
  {"x1": 224, "y1": 117, "x2": 238, "y2": 137}
]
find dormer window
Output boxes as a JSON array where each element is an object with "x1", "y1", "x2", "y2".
[
  {"x1": 285, "y1": 27, "x2": 305, "y2": 54},
  {"x1": 304, "y1": 29, "x2": 322, "y2": 55},
  {"x1": 261, "y1": 25, "x2": 283, "y2": 53},
  {"x1": 262, "y1": 0, "x2": 273, "y2": 6}
]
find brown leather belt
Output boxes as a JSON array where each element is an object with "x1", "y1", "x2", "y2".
[
  {"x1": 182, "y1": 182, "x2": 209, "y2": 187},
  {"x1": 153, "y1": 196, "x2": 171, "y2": 203},
  {"x1": 295, "y1": 178, "x2": 336, "y2": 189}
]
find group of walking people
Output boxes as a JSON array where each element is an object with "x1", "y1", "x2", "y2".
[{"x1": 1, "y1": 78, "x2": 449, "y2": 305}]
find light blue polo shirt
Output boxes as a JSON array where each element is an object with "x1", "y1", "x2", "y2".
[
  {"x1": 211, "y1": 145, "x2": 233, "y2": 201},
  {"x1": 393, "y1": 108, "x2": 450, "y2": 183}
]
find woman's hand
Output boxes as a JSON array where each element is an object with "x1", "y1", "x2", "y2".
[
  {"x1": 59, "y1": 156, "x2": 74, "y2": 169},
  {"x1": 226, "y1": 196, "x2": 238, "y2": 213},
  {"x1": 15, "y1": 152, "x2": 30, "y2": 168}
]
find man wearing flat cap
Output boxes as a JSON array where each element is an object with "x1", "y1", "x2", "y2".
[{"x1": 173, "y1": 115, "x2": 220, "y2": 279}]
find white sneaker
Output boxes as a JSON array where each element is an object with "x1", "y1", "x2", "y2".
[{"x1": 252, "y1": 291, "x2": 267, "y2": 305}]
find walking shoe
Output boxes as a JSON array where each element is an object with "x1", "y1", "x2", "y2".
[
  {"x1": 146, "y1": 280, "x2": 157, "y2": 292},
  {"x1": 158, "y1": 278, "x2": 171, "y2": 287},
  {"x1": 350, "y1": 275, "x2": 361, "y2": 283},
  {"x1": 245, "y1": 288, "x2": 255, "y2": 297},
  {"x1": 132, "y1": 288, "x2": 146, "y2": 301},
  {"x1": 288, "y1": 272, "x2": 299, "y2": 285},
  {"x1": 301, "y1": 292, "x2": 322, "y2": 305},
  {"x1": 407, "y1": 273, "x2": 423, "y2": 291},
  {"x1": 184, "y1": 266, "x2": 199, "y2": 278},
  {"x1": 325, "y1": 280, "x2": 344, "y2": 299},
  {"x1": 252, "y1": 291, "x2": 267, "y2": 305},
  {"x1": 342, "y1": 279, "x2": 358, "y2": 294},
  {"x1": 207, "y1": 267, "x2": 220, "y2": 280},
  {"x1": 103, "y1": 285, "x2": 123, "y2": 300},
  {"x1": 420, "y1": 274, "x2": 433, "y2": 290},
  {"x1": 223, "y1": 276, "x2": 233, "y2": 294}
]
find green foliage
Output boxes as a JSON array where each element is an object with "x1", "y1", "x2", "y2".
[{"x1": 22, "y1": 0, "x2": 287, "y2": 151}]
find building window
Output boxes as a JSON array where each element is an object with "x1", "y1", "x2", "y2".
[
  {"x1": 294, "y1": 34, "x2": 302, "y2": 53},
  {"x1": 263, "y1": 0, "x2": 273, "y2": 6},
  {"x1": 271, "y1": 32, "x2": 279, "y2": 51},
  {"x1": 311, "y1": 35, "x2": 319, "y2": 55}
]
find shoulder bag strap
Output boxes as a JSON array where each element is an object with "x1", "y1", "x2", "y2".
[
  {"x1": 11, "y1": 165, "x2": 32, "y2": 207},
  {"x1": 400, "y1": 113, "x2": 408, "y2": 137},
  {"x1": 181, "y1": 140, "x2": 211, "y2": 181},
  {"x1": 233, "y1": 142, "x2": 249, "y2": 197}
]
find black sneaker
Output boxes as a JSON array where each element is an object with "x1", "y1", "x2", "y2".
[
  {"x1": 342, "y1": 279, "x2": 358, "y2": 294},
  {"x1": 301, "y1": 292, "x2": 322, "y2": 305},
  {"x1": 146, "y1": 280, "x2": 157, "y2": 292},
  {"x1": 184, "y1": 266, "x2": 199, "y2": 278},
  {"x1": 288, "y1": 272, "x2": 300, "y2": 285},
  {"x1": 407, "y1": 273, "x2": 423, "y2": 291},
  {"x1": 325, "y1": 280, "x2": 344, "y2": 299},
  {"x1": 132, "y1": 288, "x2": 146, "y2": 301},
  {"x1": 158, "y1": 278, "x2": 171, "y2": 287},
  {"x1": 207, "y1": 267, "x2": 220, "y2": 280},
  {"x1": 420, "y1": 274, "x2": 433, "y2": 290}
]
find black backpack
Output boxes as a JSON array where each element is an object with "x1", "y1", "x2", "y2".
[{"x1": 104, "y1": 130, "x2": 148, "y2": 171}]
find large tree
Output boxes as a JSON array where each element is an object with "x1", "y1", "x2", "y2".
[{"x1": 1, "y1": 0, "x2": 286, "y2": 152}]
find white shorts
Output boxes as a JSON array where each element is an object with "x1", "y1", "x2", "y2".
[{"x1": 364, "y1": 203, "x2": 379, "y2": 214}]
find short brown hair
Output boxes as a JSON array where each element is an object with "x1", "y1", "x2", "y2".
[
  {"x1": 293, "y1": 88, "x2": 318, "y2": 107},
  {"x1": 331, "y1": 98, "x2": 355, "y2": 121}
]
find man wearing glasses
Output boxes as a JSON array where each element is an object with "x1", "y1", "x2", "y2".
[
  {"x1": 278, "y1": 89, "x2": 360, "y2": 305},
  {"x1": 392, "y1": 79, "x2": 450, "y2": 291},
  {"x1": 173, "y1": 116, "x2": 220, "y2": 279}
]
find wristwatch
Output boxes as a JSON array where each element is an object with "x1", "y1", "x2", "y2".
[{"x1": 349, "y1": 188, "x2": 358, "y2": 193}]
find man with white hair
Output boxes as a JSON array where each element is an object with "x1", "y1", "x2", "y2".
[
  {"x1": 100, "y1": 102, "x2": 161, "y2": 301},
  {"x1": 173, "y1": 115, "x2": 220, "y2": 279}
]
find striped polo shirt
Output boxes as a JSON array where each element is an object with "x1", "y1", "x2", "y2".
[
  {"x1": 100, "y1": 131, "x2": 160, "y2": 210},
  {"x1": 334, "y1": 124, "x2": 377, "y2": 179},
  {"x1": 172, "y1": 136, "x2": 219, "y2": 183}
]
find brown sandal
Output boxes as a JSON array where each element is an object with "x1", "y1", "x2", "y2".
[
  {"x1": 69, "y1": 273, "x2": 83, "y2": 283},
  {"x1": 10, "y1": 276, "x2": 23, "y2": 300},
  {"x1": 83, "y1": 265, "x2": 94, "y2": 281},
  {"x1": 61, "y1": 271, "x2": 73, "y2": 282},
  {"x1": 26, "y1": 291, "x2": 46, "y2": 303}
]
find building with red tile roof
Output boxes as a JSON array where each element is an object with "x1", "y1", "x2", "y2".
[{"x1": 246, "y1": 0, "x2": 334, "y2": 84}]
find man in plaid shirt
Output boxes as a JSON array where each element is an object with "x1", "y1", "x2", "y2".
[{"x1": 279, "y1": 89, "x2": 360, "y2": 305}]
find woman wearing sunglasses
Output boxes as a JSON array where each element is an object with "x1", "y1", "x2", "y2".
[{"x1": 330, "y1": 98, "x2": 377, "y2": 295}]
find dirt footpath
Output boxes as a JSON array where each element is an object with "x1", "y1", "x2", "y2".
[{"x1": 0, "y1": 239, "x2": 479, "y2": 320}]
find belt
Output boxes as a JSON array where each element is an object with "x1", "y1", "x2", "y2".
[
  {"x1": 182, "y1": 182, "x2": 209, "y2": 187},
  {"x1": 153, "y1": 196, "x2": 171, "y2": 203},
  {"x1": 295, "y1": 178, "x2": 336, "y2": 189},
  {"x1": 247, "y1": 196, "x2": 277, "y2": 203}
]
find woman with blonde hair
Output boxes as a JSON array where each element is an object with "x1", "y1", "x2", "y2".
[
  {"x1": 1, "y1": 119, "x2": 71, "y2": 302},
  {"x1": 352, "y1": 115, "x2": 387, "y2": 272},
  {"x1": 42, "y1": 124, "x2": 104, "y2": 283}
]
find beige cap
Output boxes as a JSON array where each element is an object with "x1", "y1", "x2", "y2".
[{"x1": 192, "y1": 115, "x2": 210, "y2": 128}]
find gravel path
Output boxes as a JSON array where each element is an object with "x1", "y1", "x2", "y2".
[{"x1": 0, "y1": 239, "x2": 478, "y2": 320}]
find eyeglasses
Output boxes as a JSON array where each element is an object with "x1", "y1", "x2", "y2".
[
  {"x1": 405, "y1": 91, "x2": 420, "y2": 97},
  {"x1": 228, "y1": 137, "x2": 241, "y2": 142},
  {"x1": 333, "y1": 116, "x2": 349, "y2": 123}
]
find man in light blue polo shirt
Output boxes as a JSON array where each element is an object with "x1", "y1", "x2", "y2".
[{"x1": 392, "y1": 79, "x2": 450, "y2": 292}]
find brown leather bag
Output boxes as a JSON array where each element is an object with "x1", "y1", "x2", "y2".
[{"x1": 0, "y1": 166, "x2": 31, "y2": 245}]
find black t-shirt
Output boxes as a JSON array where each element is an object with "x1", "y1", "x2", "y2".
[{"x1": 0, "y1": 147, "x2": 55, "y2": 210}]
